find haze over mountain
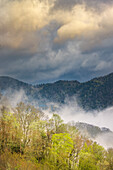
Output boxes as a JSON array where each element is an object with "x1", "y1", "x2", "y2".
[
  {"x1": 75, "y1": 122, "x2": 112, "y2": 138},
  {"x1": 0, "y1": 72, "x2": 113, "y2": 110},
  {"x1": 75, "y1": 122, "x2": 113, "y2": 149},
  {"x1": 1, "y1": 0, "x2": 113, "y2": 168}
]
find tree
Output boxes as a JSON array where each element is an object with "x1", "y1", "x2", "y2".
[
  {"x1": 50, "y1": 133, "x2": 73, "y2": 169},
  {"x1": 79, "y1": 142, "x2": 106, "y2": 170},
  {"x1": 106, "y1": 148, "x2": 113, "y2": 169},
  {"x1": 15, "y1": 102, "x2": 42, "y2": 148},
  {"x1": 49, "y1": 114, "x2": 63, "y2": 133},
  {"x1": 79, "y1": 152, "x2": 97, "y2": 170}
]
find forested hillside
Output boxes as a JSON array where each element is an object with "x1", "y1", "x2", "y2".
[
  {"x1": 0, "y1": 102, "x2": 113, "y2": 170},
  {"x1": 0, "y1": 72, "x2": 113, "y2": 110}
]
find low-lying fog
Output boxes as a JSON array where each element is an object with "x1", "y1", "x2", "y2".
[
  {"x1": 44, "y1": 98, "x2": 113, "y2": 149},
  {"x1": 45, "y1": 97, "x2": 113, "y2": 131},
  {"x1": 1, "y1": 90, "x2": 113, "y2": 149}
]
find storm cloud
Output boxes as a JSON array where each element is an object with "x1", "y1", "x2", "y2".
[{"x1": 0, "y1": 0, "x2": 113, "y2": 83}]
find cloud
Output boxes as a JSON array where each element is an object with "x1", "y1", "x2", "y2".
[
  {"x1": 0, "y1": 0, "x2": 53, "y2": 48},
  {"x1": 0, "y1": 0, "x2": 113, "y2": 83},
  {"x1": 53, "y1": 3, "x2": 113, "y2": 52},
  {"x1": 95, "y1": 133, "x2": 113, "y2": 149},
  {"x1": 0, "y1": 37, "x2": 113, "y2": 83},
  {"x1": 0, "y1": 0, "x2": 113, "y2": 148},
  {"x1": 4, "y1": 89, "x2": 28, "y2": 107},
  {"x1": 1, "y1": 0, "x2": 113, "y2": 50},
  {"x1": 44, "y1": 97, "x2": 113, "y2": 132},
  {"x1": 44, "y1": 97, "x2": 113, "y2": 149},
  {"x1": 53, "y1": 0, "x2": 113, "y2": 11},
  {"x1": 54, "y1": 4, "x2": 99, "y2": 43}
]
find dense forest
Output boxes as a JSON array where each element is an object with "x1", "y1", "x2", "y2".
[
  {"x1": 0, "y1": 102, "x2": 113, "y2": 170},
  {"x1": 0, "y1": 72, "x2": 113, "y2": 110}
]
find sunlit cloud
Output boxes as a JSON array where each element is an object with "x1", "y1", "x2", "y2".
[
  {"x1": 0, "y1": 0, "x2": 53, "y2": 48},
  {"x1": 1, "y1": 0, "x2": 113, "y2": 49},
  {"x1": 54, "y1": 5, "x2": 99, "y2": 43},
  {"x1": 0, "y1": 0, "x2": 113, "y2": 82}
]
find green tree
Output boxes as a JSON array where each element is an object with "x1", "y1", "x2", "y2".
[
  {"x1": 106, "y1": 148, "x2": 113, "y2": 169},
  {"x1": 79, "y1": 152, "x2": 97, "y2": 170},
  {"x1": 49, "y1": 114, "x2": 63, "y2": 133},
  {"x1": 79, "y1": 142, "x2": 106, "y2": 170},
  {"x1": 50, "y1": 133, "x2": 73, "y2": 169}
]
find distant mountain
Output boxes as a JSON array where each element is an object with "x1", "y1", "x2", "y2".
[
  {"x1": 0, "y1": 76, "x2": 30, "y2": 90},
  {"x1": 0, "y1": 72, "x2": 113, "y2": 110},
  {"x1": 75, "y1": 122, "x2": 112, "y2": 138},
  {"x1": 35, "y1": 72, "x2": 113, "y2": 110},
  {"x1": 78, "y1": 73, "x2": 113, "y2": 110},
  {"x1": 0, "y1": 76, "x2": 35, "y2": 99},
  {"x1": 75, "y1": 122, "x2": 113, "y2": 148}
]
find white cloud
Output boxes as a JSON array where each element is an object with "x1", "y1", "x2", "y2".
[
  {"x1": 44, "y1": 98, "x2": 113, "y2": 149},
  {"x1": 45, "y1": 98, "x2": 113, "y2": 131}
]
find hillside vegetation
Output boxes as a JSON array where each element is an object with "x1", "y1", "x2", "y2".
[{"x1": 0, "y1": 102, "x2": 113, "y2": 170}]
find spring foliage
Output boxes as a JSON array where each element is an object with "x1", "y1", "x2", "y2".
[{"x1": 0, "y1": 102, "x2": 113, "y2": 169}]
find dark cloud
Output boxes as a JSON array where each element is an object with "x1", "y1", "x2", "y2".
[
  {"x1": 0, "y1": 36, "x2": 113, "y2": 84},
  {"x1": 0, "y1": 0, "x2": 113, "y2": 83},
  {"x1": 53, "y1": 0, "x2": 113, "y2": 11}
]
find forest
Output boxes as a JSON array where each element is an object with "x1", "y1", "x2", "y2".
[
  {"x1": 0, "y1": 72, "x2": 113, "y2": 111},
  {"x1": 0, "y1": 102, "x2": 113, "y2": 170}
]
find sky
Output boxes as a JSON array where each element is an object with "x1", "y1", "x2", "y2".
[{"x1": 1, "y1": 0, "x2": 113, "y2": 84}]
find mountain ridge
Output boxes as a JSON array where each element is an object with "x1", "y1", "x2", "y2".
[
  {"x1": 75, "y1": 122, "x2": 112, "y2": 138},
  {"x1": 0, "y1": 72, "x2": 113, "y2": 110}
]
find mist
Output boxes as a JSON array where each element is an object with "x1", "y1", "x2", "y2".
[
  {"x1": 1, "y1": 90, "x2": 113, "y2": 149},
  {"x1": 44, "y1": 97, "x2": 113, "y2": 131},
  {"x1": 43, "y1": 97, "x2": 113, "y2": 149},
  {"x1": 4, "y1": 90, "x2": 113, "y2": 131},
  {"x1": 1, "y1": 89, "x2": 113, "y2": 131},
  {"x1": 95, "y1": 133, "x2": 113, "y2": 149}
]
